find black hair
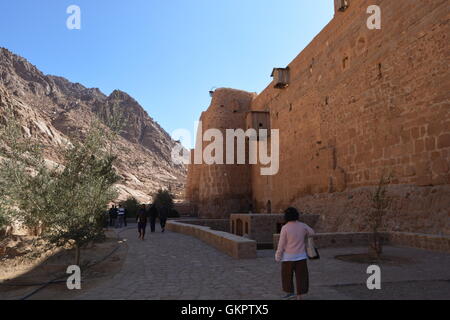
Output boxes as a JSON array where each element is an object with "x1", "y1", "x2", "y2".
[{"x1": 284, "y1": 207, "x2": 300, "y2": 222}]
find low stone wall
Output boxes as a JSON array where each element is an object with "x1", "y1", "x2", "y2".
[
  {"x1": 173, "y1": 218, "x2": 230, "y2": 232},
  {"x1": 388, "y1": 232, "x2": 450, "y2": 253},
  {"x1": 166, "y1": 221, "x2": 256, "y2": 259},
  {"x1": 174, "y1": 202, "x2": 195, "y2": 217},
  {"x1": 230, "y1": 214, "x2": 320, "y2": 245},
  {"x1": 273, "y1": 232, "x2": 381, "y2": 250},
  {"x1": 291, "y1": 186, "x2": 450, "y2": 235},
  {"x1": 273, "y1": 232, "x2": 450, "y2": 253}
]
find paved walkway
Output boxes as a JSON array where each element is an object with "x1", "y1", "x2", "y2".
[{"x1": 77, "y1": 224, "x2": 450, "y2": 300}]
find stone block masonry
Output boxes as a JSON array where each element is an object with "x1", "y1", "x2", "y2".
[
  {"x1": 185, "y1": 0, "x2": 450, "y2": 236},
  {"x1": 173, "y1": 218, "x2": 230, "y2": 232},
  {"x1": 273, "y1": 232, "x2": 450, "y2": 254},
  {"x1": 230, "y1": 214, "x2": 320, "y2": 245},
  {"x1": 185, "y1": 89, "x2": 256, "y2": 219},
  {"x1": 166, "y1": 221, "x2": 257, "y2": 259}
]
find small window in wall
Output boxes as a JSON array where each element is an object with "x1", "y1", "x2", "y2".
[
  {"x1": 271, "y1": 67, "x2": 290, "y2": 89},
  {"x1": 335, "y1": 0, "x2": 349, "y2": 12},
  {"x1": 356, "y1": 36, "x2": 367, "y2": 55},
  {"x1": 236, "y1": 219, "x2": 243, "y2": 237},
  {"x1": 232, "y1": 220, "x2": 235, "y2": 234},
  {"x1": 245, "y1": 222, "x2": 249, "y2": 235},
  {"x1": 277, "y1": 223, "x2": 284, "y2": 234},
  {"x1": 342, "y1": 56, "x2": 349, "y2": 70},
  {"x1": 246, "y1": 111, "x2": 271, "y2": 139},
  {"x1": 266, "y1": 200, "x2": 272, "y2": 214}
]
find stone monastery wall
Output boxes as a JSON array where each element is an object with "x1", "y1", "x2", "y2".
[{"x1": 185, "y1": 0, "x2": 450, "y2": 235}]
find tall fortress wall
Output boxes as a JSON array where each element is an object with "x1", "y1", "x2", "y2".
[
  {"x1": 185, "y1": 0, "x2": 450, "y2": 234},
  {"x1": 185, "y1": 89, "x2": 256, "y2": 218}
]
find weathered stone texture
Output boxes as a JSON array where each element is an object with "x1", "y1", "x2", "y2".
[
  {"x1": 166, "y1": 221, "x2": 257, "y2": 259},
  {"x1": 186, "y1": 0, "x2": 450, "y2": 235},
  {"x1": 185, "y1": 88, "x2": 256, "y2": 219},
  {"x1": 273, "y1": 232, "x2": 450, "y2": 254},
  {"x1": 174, "y1": 218, "x2": 230, "y2": 232},
  {"x1": 230, "y1": 214, "x2": 320, "y2": 244}
]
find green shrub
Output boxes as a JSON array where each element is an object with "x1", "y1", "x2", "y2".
[
  {"x1": 122, "y1": 196, "x2": 140, "y2": 218},
  {"x1": 152, "y1": 189, "x2": 174, "y2": 210},
  {"x1": 0, "y1": 106, "x2": 120, "y2": 265},
  {"x1": 169, "y1": 209, "x2": 180, "y2": 218},
  {"x1": 152, "y1": 189, "x2": 175, "y2": 219},
  {"x1": 0, "y1": 211, "x2": 9, "y2": 235}
]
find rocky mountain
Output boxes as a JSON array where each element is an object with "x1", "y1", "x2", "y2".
[{"x1": 0, "y1": 47, "x2": 186, "y2": 203}]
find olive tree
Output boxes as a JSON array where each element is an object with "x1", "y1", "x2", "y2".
[
  {"x1": 0, "y1": 106, "x2": 120, "y2": 265},
  {"x1": 152, "y1": 189, "x2": 176, "y2": 217},
  {"x1": 0, "y1": 210, "x2": 9, "y2": 237},
  {"x1": 366, "y1": 173, "x2": 392, "y2": 259}
]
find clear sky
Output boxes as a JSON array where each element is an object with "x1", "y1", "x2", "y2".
[{"x1": 0, "y1": 0, "x2": 333, "y2": 146}]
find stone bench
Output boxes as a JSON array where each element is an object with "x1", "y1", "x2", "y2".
[{"x1": 166, "y1": 221, "x2": 257, "y2": 259}]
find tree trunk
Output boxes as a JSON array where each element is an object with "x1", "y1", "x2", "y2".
[
  {"x1": 74, "y1": 244, "x2": 81, "y2": 266},
  {"x1": 369, "y1": 232, "x2": 383, "y2": 259}
]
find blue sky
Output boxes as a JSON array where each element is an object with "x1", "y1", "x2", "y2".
[{"x1": 0, "y1": 0, "x2": 333, "y2": 146}]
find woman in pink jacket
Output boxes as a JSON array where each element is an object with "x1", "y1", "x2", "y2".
[{"x1": 275, "y1": 207, "x2": 315, "y2": 300}]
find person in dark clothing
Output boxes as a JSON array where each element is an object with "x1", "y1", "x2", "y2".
[
  {"x1": 123, "y1": 207, "x2": 128, "y2": 227},
  {"x1": 159, "y1": 206, "x2": 168, "y2": 233},
  {"x1": 103, "y1": 209, "x2": 110, "y2": 228},
  {"x1": 147, "y1": 204, "x2": 159, "y2": 233},
  {"x1": 117, "y1": 205, "x2": 126, "y2": 228},
  {"x1": 136, "y1": 204, "x2": 148, "y2": 240},
  {"x1": 108, "y1": 205, "x2": 117, "y2": 228}
]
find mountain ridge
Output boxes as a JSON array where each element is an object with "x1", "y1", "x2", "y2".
[{"x1": 0, "y1": 47, "x2": 186, "y2": 202}]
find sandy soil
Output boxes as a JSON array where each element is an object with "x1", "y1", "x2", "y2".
[{"x1": 0, "y1": 229, "x2": 128, "y2": 300}]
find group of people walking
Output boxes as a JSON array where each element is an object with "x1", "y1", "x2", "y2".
[
  {"x1": 136, "y1": 203, "x2": 168, "y2": 240},
  {"x1": 107, "y1": 205, "x2": 128, "y2": 229},
  {"x1": 107, "y1": 203, "x2": 168, "y2": 240},
  {"x1": 106, "y1": 203, "x2": 315, "y2": 300}
]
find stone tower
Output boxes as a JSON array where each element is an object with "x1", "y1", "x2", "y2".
[{"x1": 185, "y1": 88, "x2": 256, "y2": 218}]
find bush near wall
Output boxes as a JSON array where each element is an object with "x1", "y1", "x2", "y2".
[
  {"x1": 121, "y1": 197, "x2": 141, "y2": 219},
  {"x1": 169, "y1": 209, "x2": 180, "y2": 218}
]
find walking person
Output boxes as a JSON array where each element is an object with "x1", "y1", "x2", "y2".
[
  {"x1": 123, "y1": 206, "x2": 128, "y2": 227},
  {"x1": 117, "y1": 204, "x2": 126, "y2": 228},
  {"x1": 108, "y1": 205, "x2": 113, "y2": 227},
  {"x1": 136, "y1": 204, "x2": 148, "y2": 240},
  {"x1": 159, "y1": 206, "x2": 168, "y2": 233},
  {"x1": 103, "y1": 209, "x2": 110, "y2": 228},
  {"x1": 148, "y1": 203, "x2": 158, "y2": 233},
  {"x1": 107, "y1": 205, "x2": 114, "y2": 227},
  {"x1": 275, "y1": 207, "x2": 315, "y2": 300},
  {"x1": 109, "y1": 205, "x2": 118, "y2": 228}
]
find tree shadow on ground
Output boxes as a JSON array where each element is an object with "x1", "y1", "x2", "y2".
[
  {"x1": 0, "y1": 230, "x2": 128, "y2": 300},
  {"x1": 335, "y1": 253, "x2": 413, "y2": 266}
]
